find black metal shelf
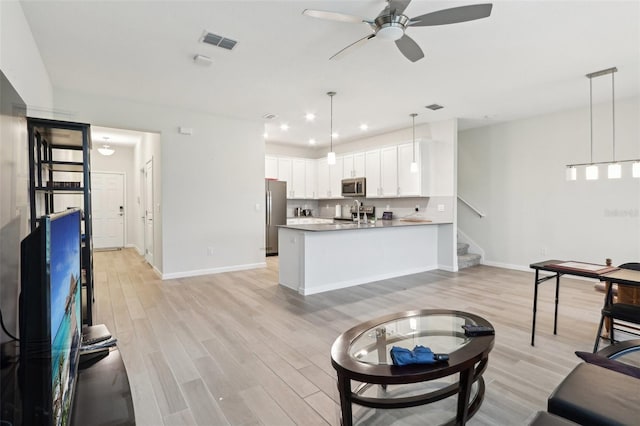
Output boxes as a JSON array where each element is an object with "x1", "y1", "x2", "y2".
[{"x1": 27, "y1": 117, "x2": 95, "y2": 326}]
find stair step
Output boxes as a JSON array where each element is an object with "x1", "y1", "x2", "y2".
[
  {"x1": 458, "y1": 253, "x2": 481, "y2": 269},
  {"x1": 457, "y1": 242, "x2": 469, "y2": 256}
]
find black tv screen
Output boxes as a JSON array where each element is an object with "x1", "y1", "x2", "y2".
[{"x1": 20, "y1": 208, "x2": 82, "y2": 425}]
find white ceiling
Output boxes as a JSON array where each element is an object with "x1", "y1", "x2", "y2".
[{"x1": 21, "y1": 1, "x2": 640, "y2": 148}]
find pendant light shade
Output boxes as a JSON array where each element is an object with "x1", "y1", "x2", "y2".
[
  {"x1": 607, "y1": 163, "x2": 621, "y2": 179},
  {"x1": 633, "y1": 162, "x2": 640, "y2": 178},
  {"x1": 98, "y1": 145, "x2": 115, "y2": 156},
  {"x1": 585, "y1": 164, "x2": 599, "y2": 180},
  {"x1": 565, "y1": 166, "x2": 577, "y2": 181},
  {"x1": 97, "y1": 136, "x2": 115, "y2": 156},
  {"x1": 327, "y1": 91, "x2": 336, "y2": 165},
  {"x1": 410, "y1": 113, "x2": 418, "y2": 173}
]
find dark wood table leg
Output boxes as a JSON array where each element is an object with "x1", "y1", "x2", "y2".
[
  {"x1": 553, "y1": 273, "x2": 560, "y2": 334},
  {"x1": 456, "y1": 367, "x2": 474, "y2": 425},
  {"x1": 531, "y1": 269, "x2": 540, "y2": 346},
  {"x1": 337, "y1": 373, "x2": 353, "y2": 426}
]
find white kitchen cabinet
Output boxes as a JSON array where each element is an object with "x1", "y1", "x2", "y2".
[
  {"x1": 397, "y1": 142, "x2": 420, "y2": 196},
  {"x1": 305, "y1": 159, "x2": 317, "y2": 199},
  {"x1": 380, "y1": 146, "x2": 398, "y2": 197},
  {"x1": 265, "y1": 156, "x2": 278, "y2": 179},
  {"x1": 291, "y1": 159, "x2": 306, "y2": 198},
  {"x1": 330, "y1": 156, "x2": 344, "y2": 198},
  {"x1": 342, "y1": 152, "x2": 365, "y2": 178},
  {"x1": 365, "y1": 149, "x2": 381, "y2": 197},
  {"x1": 317, "y1": 159, "x2": 332, "y2": 198},
  {"x1": 277, "y1": 157, "x2": 293, "y2": 198}
]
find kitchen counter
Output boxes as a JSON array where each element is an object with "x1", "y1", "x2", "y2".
[
  {"x1": 280, "y1": 218, "x2": 446, "y2": 232},
  {"x1": 278, "y1": 219, "x2": 456, "y2": 295}
]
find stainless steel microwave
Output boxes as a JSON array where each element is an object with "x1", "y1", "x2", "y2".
[{"x1": 341, "y1": 177, "x2": 366, "y2": 197}]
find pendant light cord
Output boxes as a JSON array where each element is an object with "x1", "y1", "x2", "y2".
[
  {"x1": 589, "y1": 76, "x2": 593, "y2": 164},
  {"x1": 330, "y1": 94, "x2": 333, "y2": 152},
  {"x1": 612, "y1": 71, "x2": 616, "y2": 162}
]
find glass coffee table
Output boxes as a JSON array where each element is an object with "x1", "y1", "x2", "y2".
[{"x1": 331, "y1": 309, "x2": 495, "y2": 426}]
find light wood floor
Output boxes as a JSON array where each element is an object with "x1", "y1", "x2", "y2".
[{"x1": 93, "y1": 248, "x2": 610, "y2": 425}]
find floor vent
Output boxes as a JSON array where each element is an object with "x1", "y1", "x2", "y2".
[
  {"x1": 425, "y1": 103, "x2": 444, "y2": 111},
  {"x1": 201, "y1": 32, "x2": 237, "y2": 50}
]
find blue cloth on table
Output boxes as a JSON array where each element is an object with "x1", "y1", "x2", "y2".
[{"x1": 390, "y1": 345, "x2": 436, "y2": 366}]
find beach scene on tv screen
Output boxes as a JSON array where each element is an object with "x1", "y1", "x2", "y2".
[{"x1": 49, "y1": 212, "x2": 81, "y2": 426}]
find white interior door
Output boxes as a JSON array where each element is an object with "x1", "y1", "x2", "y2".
[
  {"x1": 92, "y1": 172, "x2": 125, "y2": 249},
  {"x1": 144, "y1": 159, "x2": 154, "y2": 265}
]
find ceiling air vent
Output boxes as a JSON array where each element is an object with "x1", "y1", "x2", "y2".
[
  {"x1": 201, "y1": 32, "x2": 237, "y2": 51},
  {"x1": 425, "y1": 104, "x2": 444, "y2": 111}
]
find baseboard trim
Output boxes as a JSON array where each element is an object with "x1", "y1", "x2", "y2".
[
  {"x1": 162, "y1": 262, "x2": 267, "y2": 280},
  {"x1": 481, "y1": 260, "x2": 598, "y2": 282}
]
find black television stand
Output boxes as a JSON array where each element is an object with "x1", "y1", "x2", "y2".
[{"x1": 71, "y1": 346, "x2": 135, "y2": 425}]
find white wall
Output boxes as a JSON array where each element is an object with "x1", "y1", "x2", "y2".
[
  {"x1": 54, "y1": 89, "x2": 266, "y2": 278},
  {"x1": 458, "y1": 96, "x2": 640, "y2": 269},
  {"x1": 0, "y1": 1, "x2": 53, "y2": 341},
  {"x1": 0, "y1": 1, "x2": 53, "y2": 116}
]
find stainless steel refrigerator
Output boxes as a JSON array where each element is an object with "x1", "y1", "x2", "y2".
[{"x1": 265, "y1": 179, "x2": 286, "y2": 256}]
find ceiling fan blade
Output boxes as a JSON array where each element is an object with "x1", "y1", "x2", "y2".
[
  {"x1": 395, "y1": 34, "x2": 424, "y2": 62},
  {"x1": 303, "y1": 9, "x2": 365, "y2": 24},
  {"x1": 378, "y1": 0, "x2": 412, "y2": 17},
  {"x1": 330, "y1": 34, "x2": 376, "y2": 60},
  {"x1": 409, "y1": 3, "x2": 493, "y2": 26}
]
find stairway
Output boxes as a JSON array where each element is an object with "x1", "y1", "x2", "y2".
[{"x1": 458, "y1": 242, "x2": 481, "y2": 269}]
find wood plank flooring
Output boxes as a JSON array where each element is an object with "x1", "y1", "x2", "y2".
[{"x1": 93, "y1": 249, "x2": 612, "y2": 425}]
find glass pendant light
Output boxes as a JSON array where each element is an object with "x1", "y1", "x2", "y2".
[
  {"x1": 565, "y1": 166, "x2": 577, "y2": 181},
  {"x1": 327, "y1": 91, "x2": 336, "y2": 165},
  {"x1": 633, "y1": 162, "x2": 640, "y2": 178},
  {"x1": 410, "y1": 113, "x2": 418, "y2": 173}
]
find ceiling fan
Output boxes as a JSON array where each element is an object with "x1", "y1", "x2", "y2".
[{"x1": 303, "y1": 0, "x2": 493, "y2": 62}]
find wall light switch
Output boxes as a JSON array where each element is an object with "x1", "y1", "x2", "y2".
[
  {"x1": 178, "y1": 126, "x2": 193, "y2": 135},
  {"x1": 437, "y1": 204, "x2": 445, "y2": 212}
]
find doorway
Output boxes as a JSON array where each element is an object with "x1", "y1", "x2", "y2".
[
  {"x1": 144, "y1": 158, "x2": 154, "y2": 265},
  {"x1": 92, "y1": 172, "x2": 125, "y2": 249}
]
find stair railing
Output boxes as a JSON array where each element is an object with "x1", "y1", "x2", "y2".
[{"x1": 457, "y1": 196, "x2": 485, "y2": 218}]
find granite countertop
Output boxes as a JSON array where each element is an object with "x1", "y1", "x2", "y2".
[{"x1": 279, "y1": 218, "x2": 451, "y2": 232}]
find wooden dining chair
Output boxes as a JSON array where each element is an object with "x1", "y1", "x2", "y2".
[{"x1": 594, "y1": 262, "x2": 640, "y2": 352}]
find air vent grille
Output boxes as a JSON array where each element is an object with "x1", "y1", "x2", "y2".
[
  {"x1": 202, "y1": 32, "x2": 237, "y2": 50},
  {"x1": 425, "y1": 104, "x2": 444, "y2": 111}
]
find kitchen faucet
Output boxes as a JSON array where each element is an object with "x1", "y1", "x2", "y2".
[{"x1": 353, "y1": 199, "x2": 361, "y2": 224}]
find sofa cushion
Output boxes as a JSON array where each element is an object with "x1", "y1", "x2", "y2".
[
  {"x1": 548, "y1": 363, "x2": 640, "y2": 426},
  {"x1": 575, "y1": 351, "x2": 640, "y2": 379}
]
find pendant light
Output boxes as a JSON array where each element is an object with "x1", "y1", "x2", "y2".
[
  {"x1": 566, "y1": 66, "x2": 639, "y2": 180},
  {"x1": 327, "y1": 91, "x2": 336, "y2": 165},
  {"x1": 410, "y1": 113, "x2": 418, "y2": 173},
  {"x1": 97, "y1": 136, "x2": 115, "y2": 156}
]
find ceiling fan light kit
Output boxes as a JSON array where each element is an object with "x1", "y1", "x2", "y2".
[
  {"x1": 303, "y1": 1, "x2": 493, "y2": 62},
  {"x1": 566, "y1": 66, "x2": 639, "y2": 180}
]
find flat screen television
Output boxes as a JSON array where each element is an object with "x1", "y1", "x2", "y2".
[{"x1": 19, "y1": 208, "x2": 82, "y2": 425}]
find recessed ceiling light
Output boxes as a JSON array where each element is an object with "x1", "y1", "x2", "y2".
[
  {"x1": 263, "y1": 132, "x2": 268, "y2": 139},
  {"x1": 305, "y1": 113, "x2": 316, "y2": 121},
  {"x1": 308, "y1": 138, "x2": 316, "y2": 145},
  {"x1": 332, "y1": 132, "x2": 339, "y2": 138},
  {"x1": 280, "y1": 124, "x2": 289, "y2": 131},
  {"x1": 360, "y1": 124, "x2": 368, "y2": 131}
]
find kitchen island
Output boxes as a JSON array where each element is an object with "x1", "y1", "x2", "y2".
[{"x1": 278, "y1": 219, "x2": 455, "y2": 295}]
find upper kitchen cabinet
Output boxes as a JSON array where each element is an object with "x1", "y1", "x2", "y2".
[
  {"x1": 305, "y1": 159, "x2": 317, "y2": 199},
  {"x1": 380, "y1": 146, "x2": 398, "y2": 197},
  {"x1": 365, "y1": 149, "x2": 381, "y2": 197},
  {"x1": 397, "y1": 142, "x2": 420, "y2": 196},
  {"x1": 342, "y1": 152, "x2": 365, "y2": 178},
  {"x1": 290, "y1": 158, "x2": 306, "y2": 198},
  {"x1": 265, "y1": 156, "x2": 278, "y2": 179},
  {"x1": 316, "y1": 157, "x2": 344, "y2": 199}
]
